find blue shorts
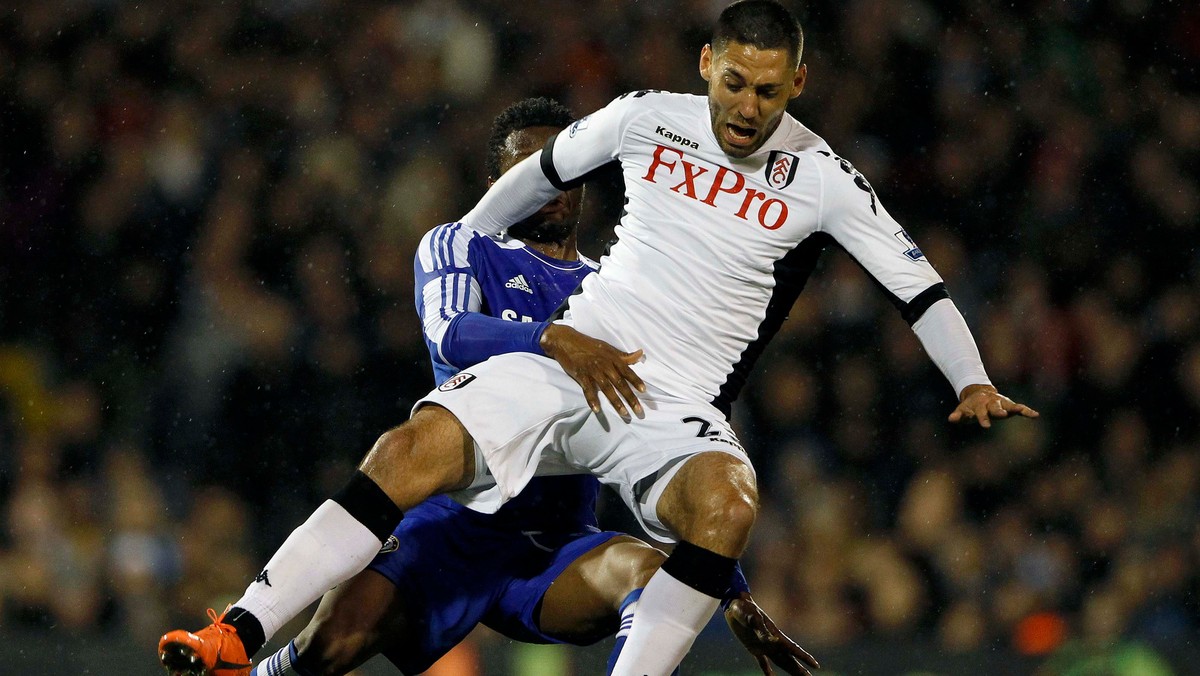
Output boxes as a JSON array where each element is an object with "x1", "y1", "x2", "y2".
[{"x1": 367, "y1": 498, "x2": 620, "y2": 674}]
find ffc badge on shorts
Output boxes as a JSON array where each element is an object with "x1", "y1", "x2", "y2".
[{"x1": 439, "y1": 373, "x2": 476, "y2": 392}]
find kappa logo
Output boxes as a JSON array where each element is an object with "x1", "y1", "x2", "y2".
[
  {"x1": 894, "y1": 229, "x2": 925, "y2": 261},
  {"x1": 254, "y1": 569, "x2": 272, "y2": 587},
  {"x1": 505, "y1": 274, "x2": 533, "y2": 294},
  {"x1": 765, "y1": 150, "x2": 799, "y2": 190},
  {"x1": 655, "y1": 125, "x2": 700, "y2": 150},
  {"x1": 568, "y1": 116, "x2": 590, "y2": 138},
  {"x1": 439, "y1": 372, "x2": 476, "y2": 392},
  {"x1": 379, "y1": 535, "x2": 400, "y2": 554}
]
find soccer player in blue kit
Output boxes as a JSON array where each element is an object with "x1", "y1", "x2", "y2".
[{"x1": 164, "y1": 98, "x2": 817, "y2": 676}]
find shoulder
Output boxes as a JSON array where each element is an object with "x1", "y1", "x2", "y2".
[
  {"x1": 803, "y1": 143, "x2": 886, "y2": 226},
  {"x1": 418, "y1": 221, "x2": 483, "y2": 246},
  {"x1": 416, "y1": 222, "x2": 489, "y2": 272},
  {"x1": 589, "y1": 89, "x2": 693, "y2": 129},
  {"x1": 776, "y1": 116, "x2": 833, "y2": 158}
]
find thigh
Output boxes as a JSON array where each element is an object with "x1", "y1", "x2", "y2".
[
  {"x1": 534, "y1": 535, "x2": 667, "y2": 644},
  {"x1": 481, "y1": 530, "x2": 626, "y2": 645},
  {"x1": 566, "y1": 393, "x2": 756, "y2": 543},
  {"x1": 421, "y1": 354, "x2": 757, "y2": 543},
  {"x1": 360, "y1": 404, "x2": 478, "y2": 509},
  {"x1": 417, "y1": 353, "x2": 593, "y2": 513}
]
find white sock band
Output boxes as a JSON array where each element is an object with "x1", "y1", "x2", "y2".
[{"x1": 610, "y1": 568, "x2": 720, "y2": 676}]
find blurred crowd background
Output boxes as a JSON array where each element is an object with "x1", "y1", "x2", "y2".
[{"x1": 0, "y1": 0, "x2": 1197, "y2": 672}]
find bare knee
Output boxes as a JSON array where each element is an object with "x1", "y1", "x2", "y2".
[
  {"x1": 607, "y1": 538, "x2": 667, "y2": 594},
  {"x1": 657, "y1": 453, "x2": 758, "y2": 557},
  {"x1": 358, "y1": 405, "x2": 474, "y2": 509}
]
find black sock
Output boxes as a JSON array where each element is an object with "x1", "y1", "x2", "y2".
[
  {"x1": 661, "y1": 540, "x2": 738, "y2": 599},
  {"x1": 332, "y1": 470, "x2": 405, "y2": 541},
  {"x1": 224, "y1": 605, "x2": 267, "y2": 657}
]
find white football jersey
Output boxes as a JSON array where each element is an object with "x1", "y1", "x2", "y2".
[{"x1": 465, "y1": 91, "x2": 947, "y2": 414}]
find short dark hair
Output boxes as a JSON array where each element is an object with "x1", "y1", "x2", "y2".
[
  {"x1": 486, "y1": 97, "x2": 574, "y2": 180},
  {"x1": 713, "y1": 0, "x2": 804, "y2": 65}
]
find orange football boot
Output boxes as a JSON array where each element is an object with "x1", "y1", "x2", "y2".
[{"x1": 158, "y1": 607, "x2": 253, "y2": 675}]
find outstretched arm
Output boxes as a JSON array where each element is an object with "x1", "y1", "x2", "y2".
[
  {"x1": 814, "y1": 151, "x2": 1037, "y2": 427},
  {"x1": 910, "y1": 299, "x2": 1039, "y2": 427},
  {"x1": 725, "y1": 592, "x2": 820, "y2": 676}
]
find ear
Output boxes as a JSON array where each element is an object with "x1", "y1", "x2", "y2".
[
  {"x1": 699, "y1": 43, "x2": 714, "y2": 82},
  {"x1": 789, "y1": 63, "x2": 807, "y2": 99}
]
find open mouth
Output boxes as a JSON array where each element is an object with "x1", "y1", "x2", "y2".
[{"x1": 725, "y1": 122, "x2": 757, "y2": 145}]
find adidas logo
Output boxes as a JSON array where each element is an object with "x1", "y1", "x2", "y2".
[{"x1": 505, "y1": 274, "x2": 533, "y2": 294}]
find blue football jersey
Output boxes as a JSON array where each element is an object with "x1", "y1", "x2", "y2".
[{"x1": 413, "y1": 222, "x2": 600, "y2": 532}]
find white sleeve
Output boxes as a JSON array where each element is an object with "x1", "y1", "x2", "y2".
[
  {"x1": 460, "y1": 154, "x2": 559, "y2": 236},
  {"x1": 911, "y1": 298, "x2": 992, "y2": 397},
  {"x1": 816, "y1": 151, "x2": 945, "y2": 319},
  {"x1": 816, "y1": 151, "x2": 989, "y2": 396},
  {"x1": 461, "y1": 93, "x2": 643, "y2": 236}
]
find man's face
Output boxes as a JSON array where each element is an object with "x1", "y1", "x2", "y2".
[
  {"x1": 700, "y1": 41, "x2": 806, "y2": 158},
  {"x1": 495, "y1": 126, "x2": 581, "y2": 243}
]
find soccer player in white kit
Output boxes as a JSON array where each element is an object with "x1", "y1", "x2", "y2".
[{"x1": 160, "y1": 2, "x2": 1036, "y2": 675}]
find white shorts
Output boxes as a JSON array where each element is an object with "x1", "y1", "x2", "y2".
[{"x1": 416, "y1": 352, "x2": 753, "y2": 542}]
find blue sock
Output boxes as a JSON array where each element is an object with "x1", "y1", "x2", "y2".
[
  {"x1": 606, "y1": 589, "x2": 680, "y2": 676},
  {"x1": 252, "y1": 640, "x2": 315, "y2": 676}
]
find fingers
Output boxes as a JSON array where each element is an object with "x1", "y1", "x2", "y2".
[
  {"x1": 773, "y1": 652, "x2": 810, "y2": 676},
  {"x1": 619, "y1": 354, "x2": 647, "y2": 393},
  {"x1": 775, "y1": 635, "x2": 819, "y2": 673},
  {"x1": 582, "y1": 383, "x2": 602, "y2": 415},
  {"x1": 792, "y1": 643, "x2": 820, "y2": 669},
  {"x1": 599, "y1": 377, "x2": 643, "y2": 420},
  {"x1": 950, "y1": 392, "x2": 1040, "y2": 427},
  {"x1": 757, "y1": 655, "x2": 774, "y2": 676},
  {"x1": 1007, "y1": 401, "x2": 1040, "y2": 418},
  {"x1": 596, "y1": 358, "x2": 645, "y2": 420},
  {"x1": 949, "y1": 404, "x2": 986, "y2": 427}
]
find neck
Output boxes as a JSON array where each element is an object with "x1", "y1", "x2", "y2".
[{"x1": 523, "y1": 234, "x2": 579, "y2": 261}]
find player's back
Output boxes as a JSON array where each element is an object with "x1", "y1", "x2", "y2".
[{"x1": 413, "y1": 223, "x2": 601, "y2": 533}]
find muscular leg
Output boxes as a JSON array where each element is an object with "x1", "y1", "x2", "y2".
[
  {"x1": 537, "y1": 536, "x2": 665, "y2": 644},
  {"x1": 293, "y1": 570, "x2": 409, "y2": 675},
  {"x1": 655, "y1": 452, "x2": 758, "y2": 557},
  {"x1": 229, "y1": 405, "x2": 477, "y2": 654},
  {"x1": 610, "y1": 451, "x2": 758, "y2": 676},
  {"x1": 359, "y1": 405, "x2": 478, "y2": 510},
  {"x1": 253, "y1": 569, "x2": 409, "y2": 676}
]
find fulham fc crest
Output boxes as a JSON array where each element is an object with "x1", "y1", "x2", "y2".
[
  {"x1": 439, "y1": 372, "x2": 476, "y2": 392},
  {"x1": 765, "y1": 150, "x2": 799, "y2": 190},
  {"x1": 379, "y1": 535, "x2": 400, "y2": 554}
]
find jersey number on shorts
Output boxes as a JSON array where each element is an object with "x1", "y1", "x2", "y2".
[{"x1": 682, "y1": 416, "x2": 721, "y2": 438}]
